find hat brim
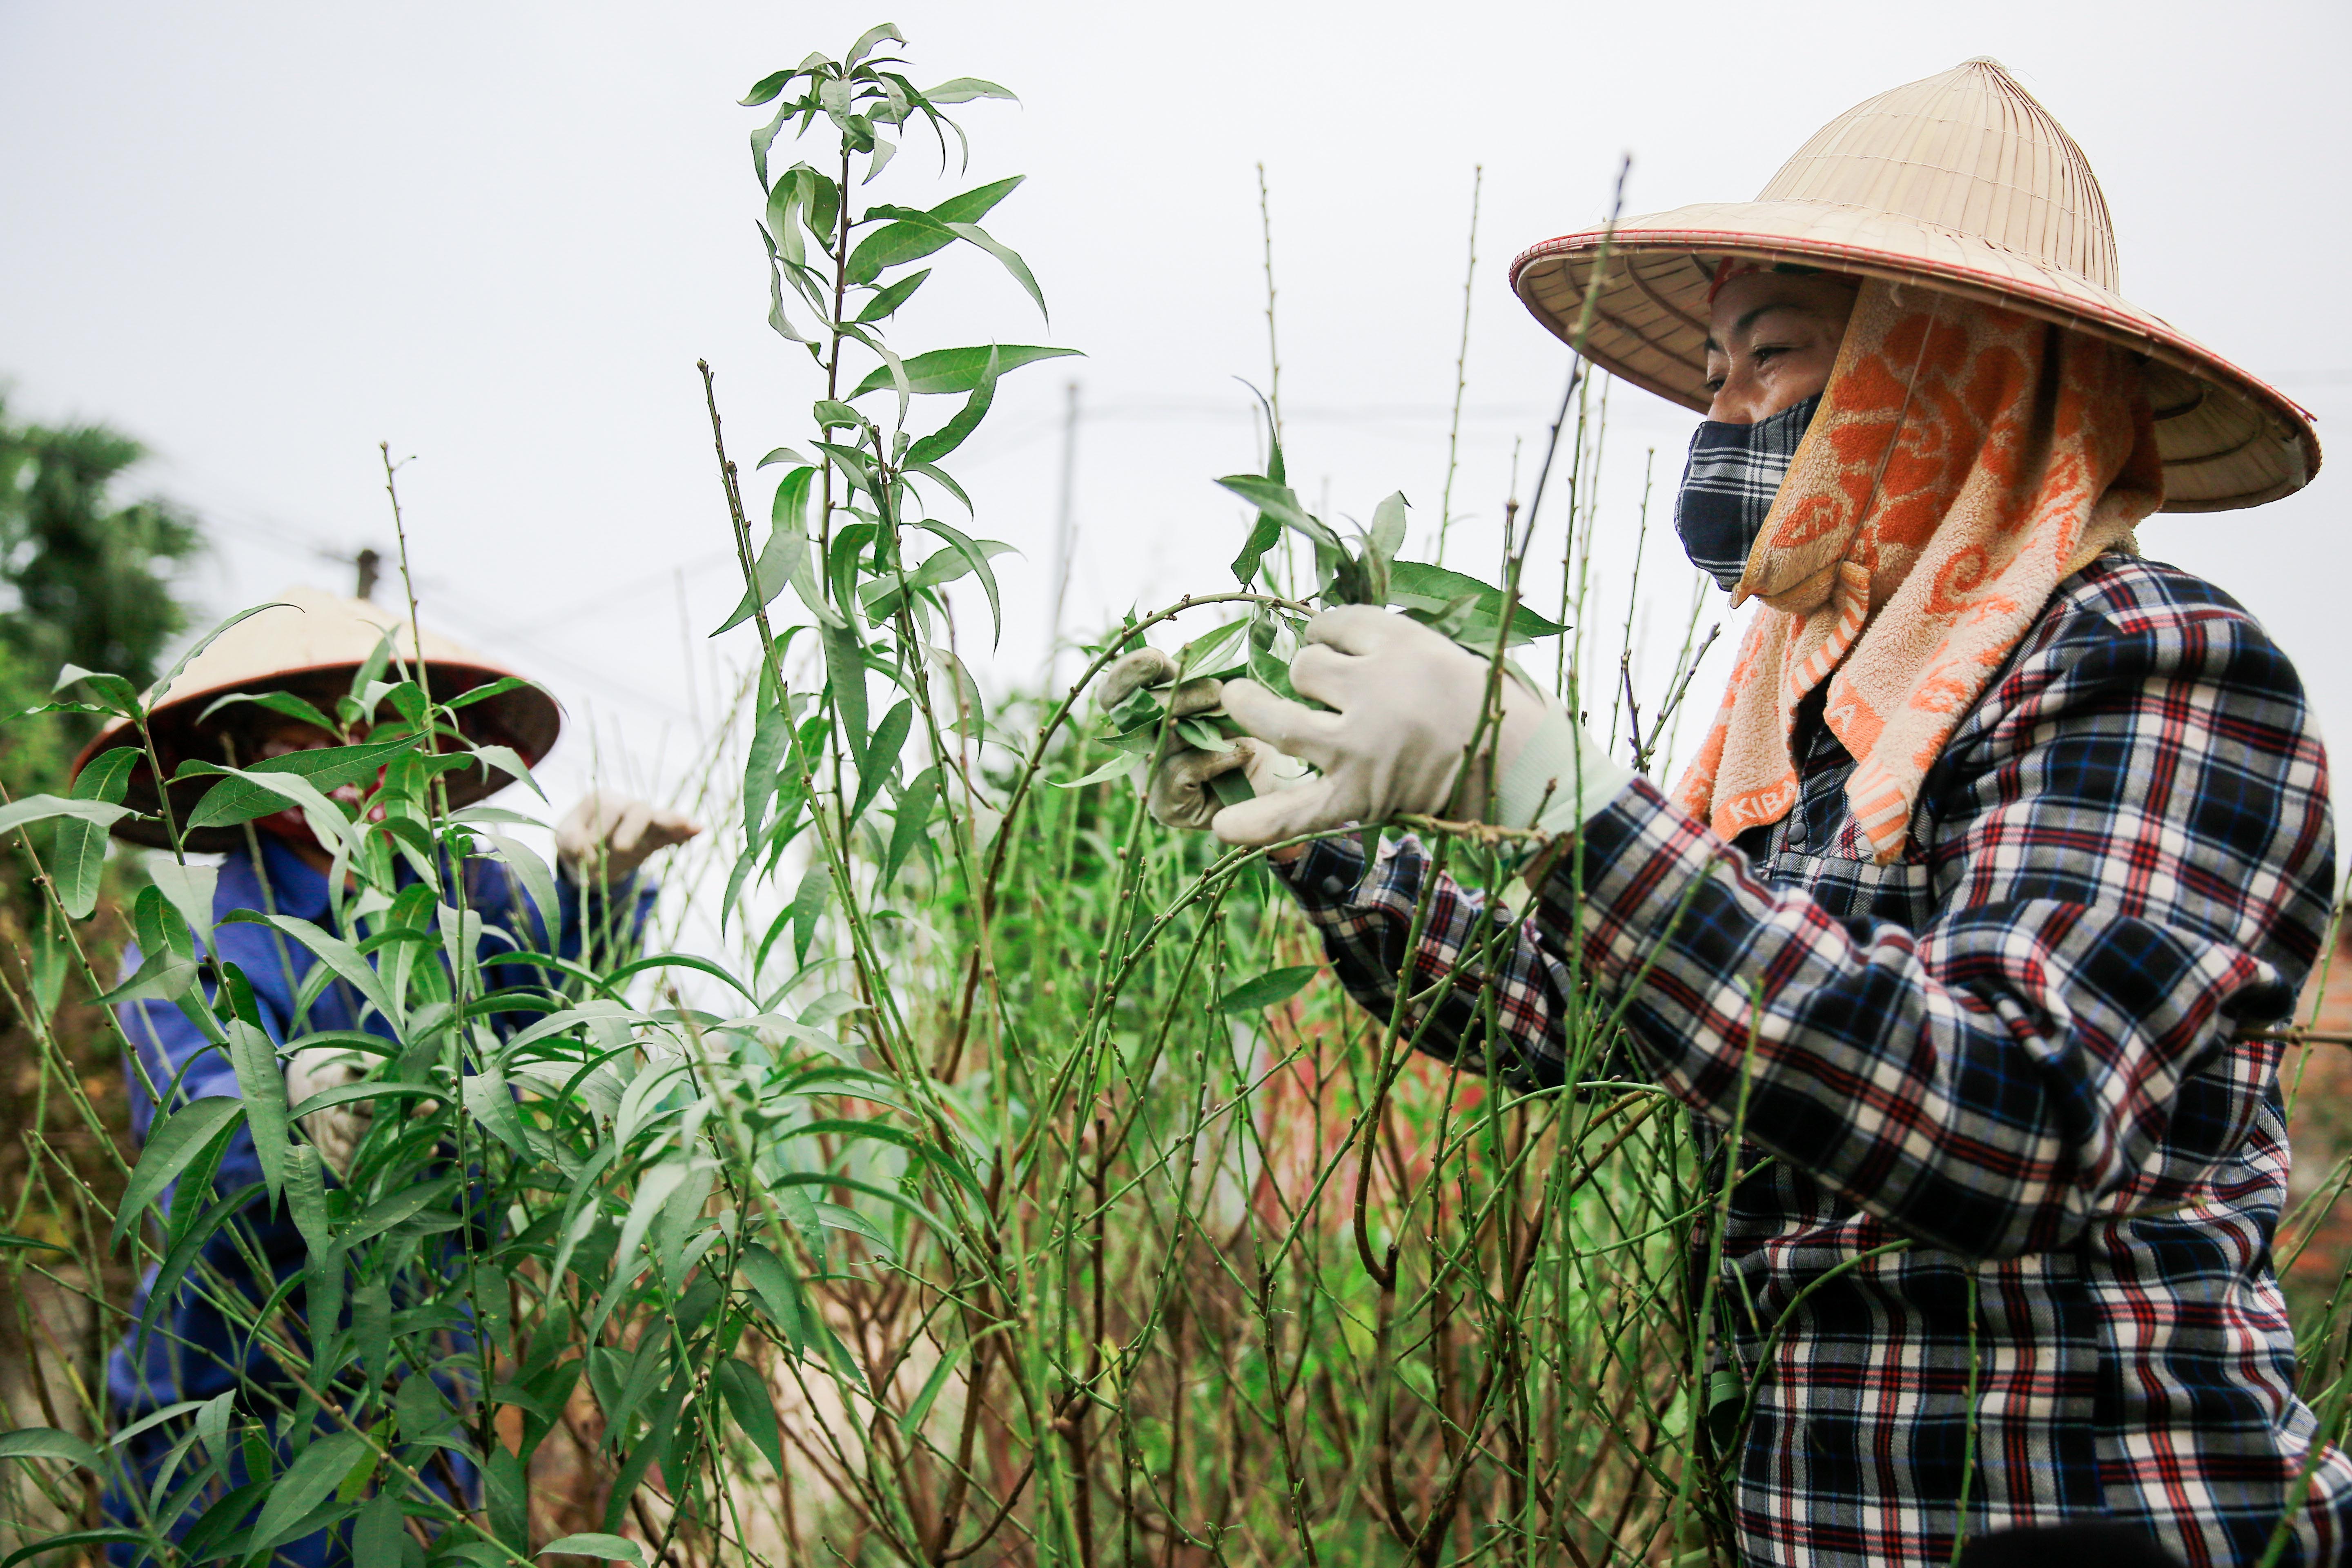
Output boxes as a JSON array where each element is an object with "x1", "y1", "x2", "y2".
[
  {"x1": 74, "y1": 660, "x2": 564, "y2": 853},
  {"x1": 1510, "y1": 200, "x2": 2319, "y2": 512}
]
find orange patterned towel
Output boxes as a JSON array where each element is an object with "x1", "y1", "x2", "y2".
[{"x1": 1675, "y1": 279, "x2": 2165, "y2": 862}]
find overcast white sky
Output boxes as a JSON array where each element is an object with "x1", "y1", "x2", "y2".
[{"x1": 2, "y1": 0, "x2": 2346, "y2": 824}]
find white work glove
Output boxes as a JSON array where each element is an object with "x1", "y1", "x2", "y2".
[
  {"x1": 1097, "y1": 648, "x2": 1304, "y2": 833},
  {"x1": 1211, "y1": 606, "x2": 1636, "y2": 848},
  {"x1": 556, "y1": 792, "x2": 701, "y2": 885},
  {"x1": 285, "y1": 1044, "x2": 373, "y2": 1180}
]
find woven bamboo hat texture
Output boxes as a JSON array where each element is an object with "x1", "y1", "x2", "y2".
[
  {"x1": 71, "y1": 586, "x2": 562, "y2": 851},
  {"x1": 1510, "y1": 58, "x2": 2317, "y2": 511}
]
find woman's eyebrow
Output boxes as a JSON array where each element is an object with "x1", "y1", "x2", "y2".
[
  {"x1": 1733, "y1": 302, "x2": 1807, "y2": 338},
  {"x1": 1704, "y1": 303, "x2": 1813, "y2": 356}
]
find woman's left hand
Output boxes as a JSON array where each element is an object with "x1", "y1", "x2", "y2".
[{"x1": 556, "y1": 792, "x2": 702, "y2": 884}]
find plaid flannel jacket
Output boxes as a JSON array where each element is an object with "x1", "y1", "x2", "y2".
[{"x1": 1274, "y1": 556, "x2": 2348, "y2": 1567}]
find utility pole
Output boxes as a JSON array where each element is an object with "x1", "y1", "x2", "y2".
[
  {"x1": 1045, "y1": 380, "x2": 1081, "y2": 688},
  {"x1": 353, "y1": 548, "x2": 382, "y2": 601}
]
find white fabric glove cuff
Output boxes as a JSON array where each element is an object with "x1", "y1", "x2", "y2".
[{"x1": 1496, "y1": 706, "x2": 1637, "y2": 837}]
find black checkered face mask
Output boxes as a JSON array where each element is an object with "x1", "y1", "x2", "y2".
[{"x1": 1671, "y1": 392, "x2": 1822, "y2": 592}]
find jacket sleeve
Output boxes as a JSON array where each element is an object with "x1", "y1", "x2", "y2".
[
  {"x1": 1271, "y1": 836, "x2": 1622, "y2": 1088},
  {"x1": 1550, "y1": 604, "x2": 2334, "y2": 1261}
]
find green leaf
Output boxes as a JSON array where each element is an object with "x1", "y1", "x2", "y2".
[
  {"x1": 715, "y1": 1358, "x2": 784, "y2": 1473},
  {"x1": 739, "y1": 68, "x2": 795, "y2": 108},
  {"x1": 225, "y1": 1022, "x2": 289, "y2": 1204},
  {"x1": 0, "y1": 1231, "x2": 66, "y2": 1254},
  {"x1": 143, "y1": 602, "x2": 290, "y2": 709},
  {"x1": 285, "y1": 1145, "x2": 331, "y2": 1257},
  {"x1": 344, "y1": 1174, "x2": 459, "y2": 1249},
  {"x1": 245, "y1": 1431, "x2": 365, "y2": 1552},
  {"x1": 1177, "y1": 617, "x2": 1251, "y2": 676},
  {"x1": 462, "y1": 1058, "x2": 531, "y2": 1158},
  {"x1": 0, "y1": 1530, "x2": 143, "y2": 1568},
  {"x1": 852, "y1": 699, "x2": 913, "y2": 827},
  {"x1": 218, "y1": 911, "x2": 397, "y2": 1027},
  {"x1": 905, "y1": 345, "x2": 998, "y2": 468},
  {"x1": 765, "y1": 1171, "x2": 949, "y2": 1235},
  {"x1": 354, "y1": 1492, "x2": 404, "y2": 1565},
  {"x1": 54, "y1": 747, "x2": 139, "y2": 918},
  {"x1": 0, "y1": 1426, "x2": 103, "y2": 1469},
  {"x1": 1054, "y1": 754, "x2": 1140, "y2": 789},
  {"x1": 1247, "y1": 614, "x2": 1301, "y2": 699},
  {"x1": 880, "y1": 768, "x2": 937, "y2": 893},
  {"x1": 148, "y1": 859, "x2": 217, "y2": 952},
  {"x1": 849, "y1": 344, "x2": 1079, "y2": 400},
  {"x1": 939, "y1": 218, "x2": 1047, "y2": 319},
  {"x1": 1214, "y1": 476, "x2": 1337, "y2": 550},
  {"x1": 478, "y1": 831, "x2": 561, "y2": 948},
  {"x1": 111, "y1": 1097, "x2": 246, "y2": 1247},
  {"x1": 0, "y1": 795, "x2": 133, "y2": 840},
  {"x1": 92, "y1": 948, "x2": 200, "y2": 1009},
  {"x1": 1217, "y1": 964, "x2": 1321, "y2": 1014},
  {"x1": 1388, "y1": 560, "x2": 1568, "y2": 645},
  {"x1": 53, "y1": 664, "x2": 140, "y2": 718},
  {"x1": 741, "y1": 671, "x2": 792, "y2": 844},
  {"x1": 898, "y1": 1343, "x2": 960, "y2": 1434},
  {"x1": 196, "y1": 687, "x2": 339, "y2": 733},
  {"x1": 921, "y1": 77, "x2": 1016, "y2": 105},
  {"x1": 176, "y1": 735, "x2": 416, "y2": 831},
  {"x1": 1369, "y1": 491, "x2": 1409, "y2": 562},
  {"x1": 844, "y1": 175, "x2": 1025, "y2": 285},
  {"x1": 790, "y1": 859, "x2": 831, "y2": 967},
  {"x1": 716, "y1": 470, "x2": 838, "y2": 636},
  {"x1": 469, "y1": 743, "x2": 547, "y2": 801},
  {"x1": 905, "y1": 519, "x2": 1009, "y2": 647},
  {"x1": 737, "y1": 1242, "x2": 808, "y2": 1353},
  {"x1": 854, "y1": 267, "x2": 931, "y2": 323},
  {"x1": 1230, "y1": 512, "x2": 1283, "y2": 590},
  {"x1": 487, "y1": 1443, "x2": 527, "y2": 1549},
  {"x1": 353, "y1": 1278, "x2": 392, "y2": 1389},
  {"x1": 541, "y1": 1533, "x2": 647, "y2": 1565},
  {"x1": 860, "y1": 539, "x2": 1018, "y2": 624},
  {"x1": 69, "y1": 747, "x2": 139, "y2": 805},
  {"x1": 845, "y1": 22, "x2": 904, "y2": 65},
  {"x1": 1174, "y1": 717, "x2": 1225, "y2": 751}
]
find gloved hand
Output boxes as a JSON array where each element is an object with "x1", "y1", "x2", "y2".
[
  {"x1": 285, "y1": 1044, "x2": 373, "y2": 1180},
  {"x1": 556, "y1": 792, "x2": 701, "y2": 885},
  {"x1": 1211, "y1": 606, "x2": 1635, "y2": 848},
  {"x1": 1098, "y1": 648, "x2": 1303, "y2": 832}
]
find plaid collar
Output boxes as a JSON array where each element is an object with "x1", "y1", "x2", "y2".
[{"x1": 1673, "y1": 391, "x2": 1821, "y2": 590}]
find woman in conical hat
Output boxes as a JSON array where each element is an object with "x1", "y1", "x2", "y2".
[
  {"x1": 1120, "y1": 60, "x2": 2340, "y2": 1567},
  {"x1": 88, "y1": 588, "x2": 697, "y2": 1568}
]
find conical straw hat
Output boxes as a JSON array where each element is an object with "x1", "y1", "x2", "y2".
[
  {"x1": 71, "y1": 586, "x2": 562, "y2": 851},
  {"x1": 1510, "y1": 58, "x2": 2318, "y2": 511}
]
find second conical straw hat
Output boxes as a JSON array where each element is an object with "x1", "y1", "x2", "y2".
[
  {"x1": 71, "y1": 586, "x2": 563, "y2": 851},
  {"x1": 1510, "y1": 58, "x2": 2317, "y2": 511}
]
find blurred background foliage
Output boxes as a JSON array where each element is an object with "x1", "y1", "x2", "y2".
[
  {"x1": 0, "y1": 396, "x2": 203, "y2": 1490},
  {"x1": 0, "y1": 398, "x2": 204, "y2": 797}
]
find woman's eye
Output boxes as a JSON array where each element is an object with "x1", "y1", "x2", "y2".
[{"x1": 1752, "y1": 345, "x2": 1788, "y2": 365}]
